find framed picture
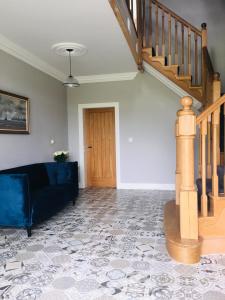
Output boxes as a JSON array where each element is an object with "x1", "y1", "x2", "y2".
[{"x1": 0, "y1": 90, "x2": 30, "y2": 134}]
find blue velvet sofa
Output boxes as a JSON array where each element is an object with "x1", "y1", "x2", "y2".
[{"x1": 0, "y1": 162, "x2": 78, "y2": 236}]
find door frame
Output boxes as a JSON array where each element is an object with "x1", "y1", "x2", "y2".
[{"x1": 78, "y1": 102, "x2": 120, "y2": 188}]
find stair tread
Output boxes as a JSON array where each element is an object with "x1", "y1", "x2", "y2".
[
  {"x1": 190, "y1": 85, "x2": 202, "y2": 88},
  {"x1": 164, "y1": 64, "x2": 179, "y2": 68},
  {"x1": 152, "y1": 55, "x2": 165, "y2": 59},
  {"x1": 175, "y1": 75, "x2": 192, "y2": 81}
]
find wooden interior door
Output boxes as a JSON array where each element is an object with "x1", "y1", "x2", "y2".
[{"x1": 84, "y1": 107, "x2": 116, "y2": 187}]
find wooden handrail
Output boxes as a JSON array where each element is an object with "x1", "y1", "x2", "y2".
[
  {"x1": 109, "y1": 0, "x2": 139, "y2": 65},
  {"x1": 197, "y1": 93, "x2": 225, "y2": 124},
  {"x1": 126, "y1": 0, "x2": 138, "y2": 34},
  {"x1": 152, "y1": 0, "x2": 202, "y2": 36}
]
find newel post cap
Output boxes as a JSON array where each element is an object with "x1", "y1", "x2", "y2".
[
  {"x1": 201, "y1": 23, "x2": 207, "y2": 30},
  {"x1": 180, "y1": 96, "x2": 193, "y2": 110},
  {"x1": 177, "y1": 96, "x2": 195, "y2": 116},
  {"x1": 213, "y1": 72, "x2": 220, "y2": 81}
]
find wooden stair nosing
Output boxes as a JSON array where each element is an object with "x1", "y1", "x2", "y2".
[{"x1": 175, "y1": 75, "x2": 192, "y2": 81}]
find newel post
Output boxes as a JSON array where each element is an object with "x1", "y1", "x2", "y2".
[
  {"x1": 175, "y1": 120, "x2": 181, "y2": 205},
  {"x1": 177, "y1": 96, "x2": 198, "y2": 240}
]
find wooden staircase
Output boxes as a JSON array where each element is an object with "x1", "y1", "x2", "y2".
[
  {"x1": 110, "y1": 0, "x2": 225, "y2": 264},
  {"x1": 109, "y1": 0, "x2": 218, "y2": 107}
]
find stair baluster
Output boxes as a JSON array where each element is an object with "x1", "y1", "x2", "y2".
[
  {"x1": 155, "y1": 4, "x2": 159, "y2": 56},
  {"x1": 194, "y1": 33, "x2": 198, "y2": 85},
  {"x1": 181, "y1": 24, "x2": 185, "y2": 75},
  {"x1": 201, "y1": 23, "x2": 208, "y2": 104},
  {"x1": 200, "y1": 119, "x2": 208, "y2": 216},
  {"x1": 188, "y1": 27, "x2": 191, "y2": 77},
  {"x1": 168, "y1": 14, "x2": 172, "y2": 66},
  {"x1": 143, "y1": 0, "x2": 146, "y2": 48},
  {"x1": 175, "y1": 20, "x2": 178, "y2": 65},
  {"x1": 161, "y1": 10, "x2": 165, "y2": 58},
  {"x1": 137, "y1": 0, "x2": 143, "y2": 70},
  {"x1": 149, "y1": 0, "x2": 153, "y2": 56},
  {"x1": 207, "y1": 115, "x2": 212, "y2": 178}
]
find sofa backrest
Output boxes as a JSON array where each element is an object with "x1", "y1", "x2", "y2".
[
  {"x1": 45, "y1": 162, "x2": 78, "y2": 186},
  {"x1": 0, "y1": 164, "x2": 49, "y2": 191}
]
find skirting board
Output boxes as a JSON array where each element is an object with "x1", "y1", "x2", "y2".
[
  {"x1": 78, "y1": 182, "x2": 175, "y2": 190},
  {"x1": 118, "y1": 183, "x2": 175, "y2": 190}
]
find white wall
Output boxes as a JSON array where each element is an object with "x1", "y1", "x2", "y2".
[
  {"x1": 0, "y1": 50, "x2": 68, "y2": 169},
  {"x1": 67, "y1": 72, "x2": 181, "y2": 189}
]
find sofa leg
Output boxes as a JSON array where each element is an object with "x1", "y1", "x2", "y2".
[
  {"x1": 72, "y1": 199, "x2": 75, "y2": 206},
  {"x1": 27, "y1": 227, "x2": 32, "y2": 237}
]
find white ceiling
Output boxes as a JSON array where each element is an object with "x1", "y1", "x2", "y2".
[{"x1": 0, "y1": 0, "x2": 137, "y2": 81}]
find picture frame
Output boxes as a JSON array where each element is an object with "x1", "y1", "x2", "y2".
[{"x1": 0, "y1": 90, "x2": 30, "y2": 134}]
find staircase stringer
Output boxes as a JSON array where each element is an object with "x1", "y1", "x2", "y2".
[{"x1": 143, "y1": 61, "x2": 201, "y2": 110}]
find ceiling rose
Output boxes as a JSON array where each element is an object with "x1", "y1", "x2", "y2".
[{"x1": 52, "y1": 42, "x2": 87, "y2": 57}]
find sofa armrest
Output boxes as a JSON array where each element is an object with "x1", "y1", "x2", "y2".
[{"x1": 0, "y1": 174, "x2": 31, "y2": 227}]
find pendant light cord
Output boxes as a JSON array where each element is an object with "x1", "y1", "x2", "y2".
[{"x1": 69, "y1": 51, "x2": 72, "y2": 77}]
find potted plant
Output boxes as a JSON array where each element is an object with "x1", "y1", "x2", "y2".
[{"x1": 53, "y1": 150, "x2": 69, "y2": 163}]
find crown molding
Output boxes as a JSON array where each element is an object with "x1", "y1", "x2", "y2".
[
  {"x1": 76, "y1": 72, "x2": 137, "y2": 84},
  {"x1": 143, "y1": 62, "x2": 202, "y2": 110},
  {"x1": 0, "y1": 33, "x2": 65, "y2": 82},
  {"x1": 0, "y1": 33, "x2": 138, "y2": 84}
]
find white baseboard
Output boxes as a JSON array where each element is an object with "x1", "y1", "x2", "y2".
[
  {"x1": 78, "y1": 182, "x2": 175, "y2": 190},
  {"x1": 117, "y1": 183, "x2": 175, "y2": 190}
]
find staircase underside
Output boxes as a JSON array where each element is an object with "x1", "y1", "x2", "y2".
[
  {"x1": 165, "y1": 199, "x2": 225, "y2": 264},
  {"x1": 142, "y1": 50, "x2": 203, "y2": 103}
]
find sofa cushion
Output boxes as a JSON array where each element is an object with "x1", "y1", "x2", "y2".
[
  {"x1": 45, "y1": 163, "x2": 58, "y2": 185},
  {"x1": 57, "y1": 162, "x2": 75, "y2": 184},
  {"x1": 45, "y1": 162, "x2": 77, "y2": 185}
]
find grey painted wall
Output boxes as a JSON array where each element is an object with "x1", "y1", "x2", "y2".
[
  {"x1": 160, "y1": 0, "x2": 225, "y2": 92},
  {"x1": 0, "y1": 50, "x2": 68, "y2": 170},
  {"x1": 67, "y1": 73, "x2": 181, "y2": 186}
]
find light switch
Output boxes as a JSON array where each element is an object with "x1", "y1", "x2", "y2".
[{"x1": 128, "y1": 137, "x2": 133, "y2": 143}]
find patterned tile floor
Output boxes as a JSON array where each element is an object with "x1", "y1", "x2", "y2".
[{"x1": 1, "y1": 189, "x2": 225, "y2": 299}]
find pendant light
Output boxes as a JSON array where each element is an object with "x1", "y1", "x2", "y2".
[{"x1": 63, "y1": 49, "x2": 80, "y2": 87}]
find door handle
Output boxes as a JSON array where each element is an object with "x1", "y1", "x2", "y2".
[{"x1": 87, "y1": 146, "x2": 92, "y2": 149}]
